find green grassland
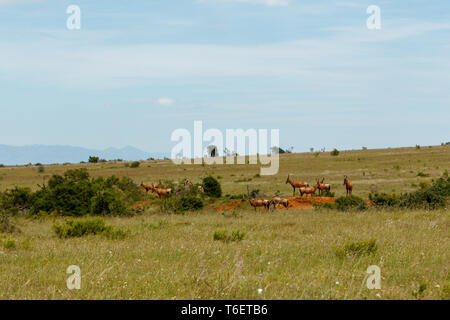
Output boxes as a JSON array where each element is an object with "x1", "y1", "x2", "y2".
[{"x1": 0, "y1": 145, "x2": 449, "y2": 299}]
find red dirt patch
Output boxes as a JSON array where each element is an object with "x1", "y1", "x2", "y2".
[
  {"x1": 286, "y1": 196, "x2": 336, "y2": 209},
  {"x1": 217, "y1": 197, "x2": 338, "y2": 211},
  {"x1": 216, "y1": 200, "x2": 244, "y2": 212}
]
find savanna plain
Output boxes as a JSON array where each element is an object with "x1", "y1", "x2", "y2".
[{"x1": 0, "y1": 146, "x2": 449, "y2": 299}]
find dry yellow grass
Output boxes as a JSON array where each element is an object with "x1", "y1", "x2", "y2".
[{"x1": 0, "y1": 145, "x2": 449, "y2": 299}]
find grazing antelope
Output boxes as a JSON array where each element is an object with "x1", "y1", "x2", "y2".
[
  {"x1": 269, "y1": 196, "x2": 289, "y2": 210},
  {"x1": 140, "y1": 182, "x2": 155, "y2": 193},
  {"x1": 152, "y1": 187, "x2": 172, "y2": 199},
  {"x1": 299, "y1": 184, "x2": 318, "y2": 197},
  {"x1": 247, "y1": 186, "x2": 270, "y2": 211},
  {"x1": 248, "y1": 198, "x2": 270, "y2": 211},
  {"x1": 285, "y1": 174, "x2": 309, "y2": 196},
  {"x1": 343, "y1": 175, "x2": 353, "y2": 195},
  {"x1": 317, "y1": 177, "x2": 331, "y2": 196}
]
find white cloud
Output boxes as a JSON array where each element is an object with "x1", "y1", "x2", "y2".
[
  {"x1": 157, "y1": 97, "x2": 175, "y2": 106},
  {"x1": 0, "y1": 20, "x2": 449, "y2": 90}
]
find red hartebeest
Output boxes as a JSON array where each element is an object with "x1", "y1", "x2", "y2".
[
  {"x1": 269, "y1": 196, "x2": 289, "y2": 210},
  {"x1": 317, "y1": 177, "x2": 331, "y2": 196},
  {"x1": 152, "y1": 187, "x2": 172, "y2": 199},
  {"x1": 344, "y1": 175, "x2": 353, "y2": 195},
  {"x1": 299, "y1": 182, "x2": 319, "y2": 197},
  {"x1": 141, "y1": 181, "x2": 160, "y2": 193},
  {"x1": 141, "y1": 182, "x2": 155, "y2": 193},
  {"x1": 285, "y1": 174, "x2": 309, "y2": 196},
  {"x1": 247, "y1": 186, "x2": 269, "y2": 211}
]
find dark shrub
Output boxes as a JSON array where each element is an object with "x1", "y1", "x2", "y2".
[
  {"x1": 178, "y1": 195, "x2": 204, "y2": 211},
  {"x1": 53, "y1": 217, "x2": 109, "y2": 238},
  {"x1": 330, "y1": 148, "x2": 340, "y2": 156},
  {"x1": 88, "y1": 156, "x2": 99, "y2": 163},
  {"x1": 0, "y1": 186, "x2": 33, "y2": 212},
  {"x1": 130, "y1": 161, "x2": 140, "y2": 168},
  {"x1": 203, "y1": 176, "x2": 222, "y2": 198},
  {"x1": 404, "y1": 189, "x2": 446, "y2": 209},
  {"x1": 369, "y1": 193, "x2": 402, "y2": 207},
  {"x1": 370, "y1": 174, "x2": 449, "y2": 210},
  {"x1": 30, "y1": 169, "x2": 142, "y2": 216},
  {"x1": 91, "y1": 189, "x2": 130, "y2": 216},
  {"x1": 335, "y1": 195, "x2": 368, "y2": 211},
  {"x1": 159, "y1": 195, "x2": 204, "y2": 214}
]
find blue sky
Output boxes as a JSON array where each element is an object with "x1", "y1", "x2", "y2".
[{"x1": 0, "y1": 0, "x2": 449, "y2": 154}]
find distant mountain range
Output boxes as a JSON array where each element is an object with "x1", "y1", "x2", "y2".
[{"x1": 0, "y1": 145, "x2": 168, "y2": 165}]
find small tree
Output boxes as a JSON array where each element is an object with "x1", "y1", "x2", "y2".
[
  {"x1": 88, "y1": 156, "x2": 99, "y2": 163},
  {"x1": 331, "y1": 149, "x2": 340, "y2": 156},
  {"x1": 207, "y1": 145, "x2": 218, "y2": 157},
  {"x1": 271, "y1": 146, "x2": 285, "y2": 154},
  {"x1": 202, "y1": 176, "x2": 222, "y2": 198}
]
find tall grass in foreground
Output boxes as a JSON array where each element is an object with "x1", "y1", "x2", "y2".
[{"x1": 0, "y1": 208, "x2": 448, "y2": 300}]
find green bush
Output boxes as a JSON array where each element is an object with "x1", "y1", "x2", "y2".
[
  {"x1": 91, "y1": 189, "x2": 130, "y2": 216},
  {"x1": 335, "y1": 239, "x2": 377, "y2": 258},
  {"x1": 178, "y1": 195, "x2": 204, "y2": 211},
  {"x1": 335, "y1": 195, "x2": 368, "y2": 211},
  {"x1": 88, "y1": 156, "x2": 99, "y2": 163},
  {"x1": 203, "y1": 176, "x2": 222, "y2": 198},
  {"x1": 29, "y1": 169, "x2": 142, "y2": 216},
  {"x1": 330, "y1": 148, "x2": 340, "y2": 156},
  {"x1": 130, "y1": 161, "x2": 140, "y2": 168},
  {"x1": 0, "y1": 186, "x2": 33, "y2": 212},
  {"x1": 159, "y1": 195, "x2": 204, "y2": 214},
  {"x1": 369, "y1": 174, "x2": 449, "y2": 210},
  {"x1": 230, "y1": 230, "x2": 246, "y2": 242},
  {"x1": 53, "y1": 217, "x2": 125, "y2": 239},
  {"x1": 213, "y1": 229, "x2": 245, "y2": 242},
  {"x1": 369, "y1": 193, "x2": 402, "y2": 207}
]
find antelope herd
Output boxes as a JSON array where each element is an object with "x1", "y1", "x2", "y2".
[
  {"x1": 246, "y1": 175, "x2": 353, "y2": 211},
  {"x1": 140, "y1": 181, "x2": 172, "y2": 199},
  {"x1": 140, "y1": 175, "x2": 354, "y2": 211}
]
